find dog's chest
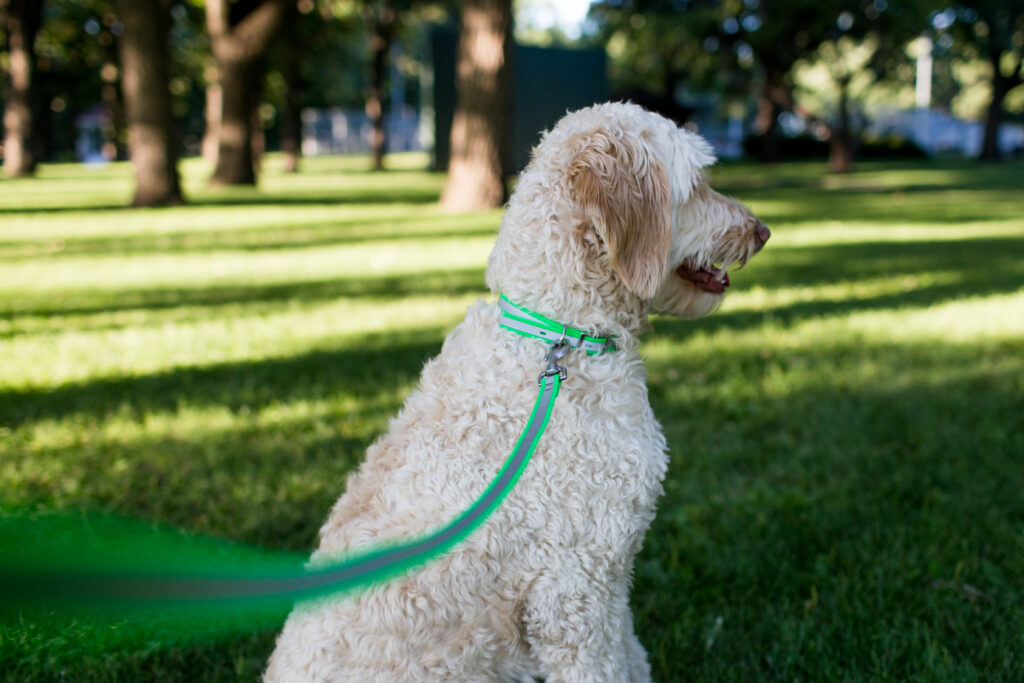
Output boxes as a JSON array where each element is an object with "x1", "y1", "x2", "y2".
[
  {"x1": 510, "y1": 365, "x2": 669, "y2": 538},
  {"x1": 412, "y1": 305, "x2": 668, "y2": 541}
]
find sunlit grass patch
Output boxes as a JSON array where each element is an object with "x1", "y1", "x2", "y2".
[{"x1": 0, "y1": 293, "x2": 481, "y2": 389}]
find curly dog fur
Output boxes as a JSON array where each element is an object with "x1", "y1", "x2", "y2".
[{"x1": 265, "y1": 102, "x2": 769, "y2": 682}]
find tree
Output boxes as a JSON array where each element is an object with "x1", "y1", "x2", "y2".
[
  {"x1": 364, "y1": 0, "x2": 397, "y2": 171},
  {"x1": 587, "y1": 0, "x2": 724, "y2": 103},
  {"x1": 587, "y1": 0, "x2": 864, "y2": 161},
  {"x1": 278, "y1": 8, "x2": 305, "y2": 173},
  {"x1": 112, "y1": 0, "x2": 184, "y2": 206},
  {"x1": 358, "y1": 0, "x2": 447, "y2": 171},
  {"x1": 792, "y1": 3, "x2": 929, "y2": 173},
  {"x1": 721, "y1": 0, "x2": 877, "y2": 162},
  {"x1": 2, "y1": 0, "x2": 44, "y2": 178},
  {"x1": 439, "y1": 0, "x2": 512, "y2": 212},
  {"x1": 206, "y1": 0, "x2": 292, "y2": 185},
  {"x1": 589, "y1": 0, "x2": 933, "y2": 167},
  {"x1": 938, "y1": 2, "x2": 1024, "y2": 160},
  {"x1": 27, "y1": 0, "x2": 122, "y2": 163}
]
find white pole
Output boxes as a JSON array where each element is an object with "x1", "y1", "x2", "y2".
[{"x1": 915, "y1": 36, "x2": 932, "y2": 110}]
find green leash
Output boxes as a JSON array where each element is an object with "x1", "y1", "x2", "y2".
[{"x1": 2, "y1": 297, "x2": 617, "y2": 608}]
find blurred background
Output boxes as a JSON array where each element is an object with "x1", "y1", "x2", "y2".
[
  {"x1": 1, "y1": 1, "x2": 1023, "y2": 681},
  {"x1": 3, "y1": 0, "x2": 1023, "y2": 199}
]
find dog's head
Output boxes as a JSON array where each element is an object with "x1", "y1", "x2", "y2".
[{"x1": 487, "y1": 102, "x2": 768, "y2": 331}]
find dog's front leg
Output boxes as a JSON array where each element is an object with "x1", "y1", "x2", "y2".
[{"x1": 522, "y1": 569, "x2": 648, "y2": 683}]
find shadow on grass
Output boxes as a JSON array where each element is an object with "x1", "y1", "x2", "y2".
[
  {"x1": 190, "y1": 187, "x2": 440, "y2": 207},
  {"x1": 8, "y1": 411, "x2": 385, "y2": 551},
  {"x1": 747, "y1": 236, "x2": 1024, "y2": 287},
  {"x1": 713, "y1": 161, "x2": 1024, "y2": 226},
  {"x1": 2, "y1": 268, "x2": 488, "y2": 323},
  {"x1": 7, "y1": 629, "x2": 282, "y2": 683},
  {"x1": 0, "y1": 188, "x2": 442, "y2": 216},
  {"x1": 0, "y1": 225, "x2": 499, "y2": 261},
  {"x1": 7, "y1": 235, "x2": 1021, "y2": 325},
  {"x1": 654, "y1": 277, "x2": 1022, "y2": 344},
  {"x1": 713, "y1": 160, "x2": 1024, "y2": 193},
  {"x1": 636, "y1": 343, "x2": 1024, "y2": 680},
  {"x1": 652, "y1": 236, "x2": 1024, "y2": 340},
  {"x1": 0, "y1": 332, "x2": 444, "y2": 430},
  {"x1": 4, "y1": 235, "x2": 1022, "y2": 424},
  {"x1": 757, "y1": 198, "x2": 1024, "y2": 226},
  {"x1": 6, "y1": 340, "x2": 1023, "y2": 681}
]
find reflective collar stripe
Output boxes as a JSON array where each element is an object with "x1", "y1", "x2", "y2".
[{"x1": 498, "y1": 295, "x2": 617, "y2": 355}]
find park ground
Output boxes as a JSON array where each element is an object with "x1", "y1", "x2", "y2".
[{"x1": 1, "y1": 154, "x2": 1023, "y2": 680}]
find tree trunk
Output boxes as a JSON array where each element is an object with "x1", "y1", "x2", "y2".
[
  {"x1": 753, "y1": 93, "x2": 780, "y2": 162},
  {"x1": 113, "y1": 0, "x2": 184, "y2": 206},
  {"x1": 980, "y1": 47, "x2": 1020, "y2": 161},
  {"x1": 752, "y1": 69, "x2": 790, "y2": 163},
  {"x1": 2, "y1": 0, "x2": 44, "y2": 178},
  {"x1": 213, "y1": 58, "x2": 255, "y2": 184},
  {"x1": 829, "y1": 75, "x2": 854, "y2": 174},
  {"x1": 440, "y1": 0, "x2": 512, "y2": 212},
  {"x1": 206, "y1": 0, "x2": 290, "y2": 185},
  {"x1": 365, "y1": 7, "x2": 395, "y2": 172},
  {"x1": 280, "y1": 21, "x2": 303, "y2": 173},
  {"x1": 251, "y1": 90, "x2": 264, "y2": 175},
  {"x1": 101, "y1": 40, "x2": 129, "y2": 161},
  {"x1": 202, "y1": 68, "x2": 221, "y2": 165}
]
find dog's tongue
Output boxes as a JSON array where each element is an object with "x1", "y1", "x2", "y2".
[{"x1": 676, "y1": 262, "x2": 729, "y2": 293}]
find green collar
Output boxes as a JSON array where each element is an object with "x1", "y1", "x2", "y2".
[{"x1": 497, "y1": 294, "x2": 617, "y2": 355}]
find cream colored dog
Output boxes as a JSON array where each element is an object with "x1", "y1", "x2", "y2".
[{"x1": 265, "y1": 102, "x2": 769, "y2": 682}]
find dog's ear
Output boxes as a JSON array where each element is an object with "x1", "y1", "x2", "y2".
[{"x1": 569, "y1": 130, "x2": 672, "y2": 299}]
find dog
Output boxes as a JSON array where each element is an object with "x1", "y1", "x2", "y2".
[{"x1": 264, "y1": 102, "x2": 769, "y2": 682}]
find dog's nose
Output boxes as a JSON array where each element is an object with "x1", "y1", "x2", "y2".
[{"x1": 753, "y1": 221, "x2": 770, "y2": 250}]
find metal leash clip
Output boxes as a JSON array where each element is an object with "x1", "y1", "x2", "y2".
[{"x1": 539, "y1": 326, "x2": 571, "y2": 385}]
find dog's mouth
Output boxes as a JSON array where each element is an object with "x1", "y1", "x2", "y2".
[{"x1": 675, "y1": 261, "x2": 730, "y2": 294}]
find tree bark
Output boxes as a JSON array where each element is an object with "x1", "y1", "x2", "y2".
[
  {"x1": 206, "y1": 0, "x2": 291, "y2": 185},
  {"x1": 980, "y1": 46, "x2": 1021, "y2": 161},
  {"x1": 828, "y1": 75, "x2": 854, "y2": 174},
  {"x1": 440, "y1": 0, "x2": 512, "y2": 212},
  {"x1": 113, "y1": 0, "x2": 184, "y2": 206},
  {"x1": 280, "y1": 19, "x2": 303, "y2": 173},
  {"x1": 365, "y1": 5, "x2": 395, "y2": 172},
  {"x1": 752, "y1": 68, "x2": 791, "y2": 163},
  {"x1": 101, "y1": 38, "x2": 129, "y2": 161},
  {"x1": 202, "y1": 67, "x2": 221, "y2": 165},
  {"x1": 2, "y1": 0, "x2": 44, "y2": 178}
]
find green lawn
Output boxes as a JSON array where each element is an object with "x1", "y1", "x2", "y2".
[{"x1": 1, "y1": 153, "x2": 1022, "y2": 681}]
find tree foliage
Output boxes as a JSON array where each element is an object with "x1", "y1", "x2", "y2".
[
  {"x1": 929, "y1": 1, "x2": 1024, "y2": 158},
  {"x1": 588, "y1": 0, "x2": 1020, "y2": 163}
]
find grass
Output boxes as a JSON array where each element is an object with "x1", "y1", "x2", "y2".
[{"x1": 1, "y1": 152, "x2": 1023, "y2": 681}]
